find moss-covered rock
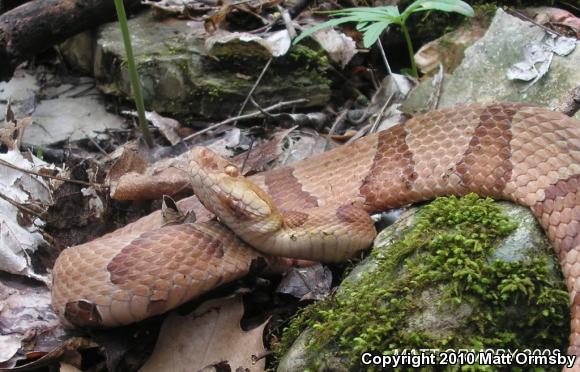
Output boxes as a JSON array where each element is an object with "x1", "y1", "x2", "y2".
[
  {"x1": 62, "y1": 11, "x2": 331, "y2": 119},
  {"x1": 402, "y1": 9, "x2": 580, "y2": 117},
  {"x1": 276, "y1": 194, "x2": 569, "y2": 371}
]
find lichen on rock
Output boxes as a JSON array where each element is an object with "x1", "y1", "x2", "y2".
[{"x1": 276, "y1": 194, "x2": 569, "y2": 371}]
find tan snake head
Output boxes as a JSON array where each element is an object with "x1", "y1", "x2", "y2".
[
  {"x1": 188, "y1": 147, "x2": 284, "y2": 239},
  {"x1": 188, "y1": 147, "x2": 376, "y2": 262}
]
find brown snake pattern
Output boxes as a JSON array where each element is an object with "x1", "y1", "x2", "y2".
[{"x1": 52, "y1": 103, "x2": 580, "y2": 364}]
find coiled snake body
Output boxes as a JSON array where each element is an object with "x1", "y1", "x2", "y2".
[{"x1": 52, "y1": 103, "x2": 580, "y2": 363}]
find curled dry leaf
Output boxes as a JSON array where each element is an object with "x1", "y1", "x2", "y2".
[
  {"x1": 0, "y1": 102, "x2": 32, "y2": 151},
  {"x1": 80, "y1": 187, "x2": 104, "y2": 219},
  {"x1": 161, "y1": 195, "x2": 196, "y2": 225},
  {"x1": 524, "y1": 7, "x2": 580, "y2": 38},
  {"x1": 506, "y1": 34, "x2": 577, "y2": 91},
  {"x1": 146, "y1": 112, "x2": 182, "y2": 146},
  {"x1": 122, "y1": 111, "x2": 183, "y2": 146},
  {"x1": 139, "y1": 295, "x2": 266, "y2": 372},
  {"x1": 311, "y1": 28, "x2": 357, "y2": 68},
  {"x1": 205, "y1": 30, "x2": 292, "y2": 58},
  {"x1": 276, "y1": 263, "x2": 332, "y2": 300}
]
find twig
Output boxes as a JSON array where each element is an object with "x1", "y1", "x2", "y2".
[
  {"x1": 426, "y1": 63, "x2": 444, "y2": 111},
  {"x1": 240, "y1": 138, "x2": 255, "y2": 175},
  {"x1": 233, "y1": 58, "x2": 273, "y2": 127},
  {"x1": 0, "y1": 191, "x2": 44, "y2": 218},
  {"x1": 326, "y1": 100, "x2": 353, "y2": 151},
  {"x1": 81, "y1": 129, "x2": 108, "y2": 156},
  {"x1": 249, "y1": 97, "x2": 275, "y2": 119},
  {"x1": 277, "y1": 4, "x2": 296, "y2": 39},
  {"x1": 252, "y1": 350, "x2": 273, "y2": 363},
  {"x1": 377, "y1": 39, "x2": 394, "y2": 76},
  {"x1": 377, "y1": 39, "x2": 402, "y2": 92},
  {"x1": 183, "y1": 99, "x2": 308, "y2": 141},
  {"x1": 0, "y1": 158, "x2": 102, "y2": 188},
  {"x1": 505, "y1": 8, "x2": 566, "y2": 38},
  {"x1": 557, "y1": 84, "x2": 580, "y2": 117},
  {"x1": 559, "y1": 1, "x2": 579, "y2": 12},
  {"x1": 369, "y1": 92, "x2": 394, "y2": 134}
]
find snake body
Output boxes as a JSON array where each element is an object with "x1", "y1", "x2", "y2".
[{"x1": 52, "y1": 103, "x2": 580, "y2": 359}]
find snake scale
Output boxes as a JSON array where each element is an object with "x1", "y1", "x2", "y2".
[{"x1": 52, "y1": 102, "x2": 580, "y2": 364}]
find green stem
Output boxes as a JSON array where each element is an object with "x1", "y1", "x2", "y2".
[
  {"x1": 400, "y1": 23, "x2": 418, "y2": 78},
  {"x1": 113, "y1": 0, "x2": 153, "y2": 148}
]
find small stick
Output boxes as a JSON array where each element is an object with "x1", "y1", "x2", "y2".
[
  {"x1": 505, "y1": 8, "x2": 566, "y2": 38},
  {"x1": 233, "y1": 58, "x2": 273, "y2": 127},
  {"x1": 80, "y1": 129, "x2": 108, "y2": 156},
  {"x1": 183, "y1": 99, "x2": 308, "y2": 141},
  {"x1": 0, "y1": 158, "x2": 102, "y2": 188},
  {"x1": 0, "y1": 191, "x2": 44, "y2": 218},
  {"x1": 277, "y1": 4, "x2": 296, "y2": 39},
  {"x1": 369, "y1": 92, "x2": 394, "y2": 134},
  {"x1": 249, "y1": 96, "x2": 275, "y2": 119}
]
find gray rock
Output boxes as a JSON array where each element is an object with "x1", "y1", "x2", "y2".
[
  {"x1": 402, "y1": 9, "x2": 580, "y2": 118},
  {"x1": 0, "y1": 70, "x2": 125, "y2": 146},
  {"x1": 61, "y1": 11, "x2": 331, "y2": 119}
]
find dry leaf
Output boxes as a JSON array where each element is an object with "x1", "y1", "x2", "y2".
[
  {"x1": 311, "y1": 28, "x2": 357, "y2": 68},
  {"x1": 0, "y1": 336, "x2": 96, "y2": 371},
  {"x1": 0, "y1": 150, "x2": 53, "y2": 283},
  {"x1": 147, "y1": 112, "x2": 182, "y2": 146},
  {"x1": 205, "y1": 30, "x2": 291, "y2": 58},
  {"x1": 111, "y1": 128, "x2": 293, "y2": 200},
  {"x1": 231, "y1": 127, "x2": 294, "y2": 174},
  {"x1": 140, "y1": 295, "x2": 266, "y2": 372},
  {"x1": 276, "y1": 263, "x2": 332, "y2": 300},
  {"x1": 0, "y1": 101, "x2": 32, "y2": 151},
  {"x1": 106, "y1": 142, "x2": 148, "y2": 185},
  {"x1": 0, "y1": 279, "x2": 66, "y2": 368}
]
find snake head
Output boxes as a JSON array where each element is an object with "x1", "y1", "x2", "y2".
[{"x1": 188, "y1": 147, "x2": 280, "y2": 231}]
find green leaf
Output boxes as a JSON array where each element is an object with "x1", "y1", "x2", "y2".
[
  {"x1": 402, "y1": 0, "x2": 474, "y2": 20},
  {"x1": 362, "y1": 20, "x2": 392, "y2": 48},
  {"x1": 326, "y1": 6, "x2": 400, "y2": 18},
  {"x1": 294, "y1": 5, "x2": 402, "y2": 45},
  {"x1": 294, "y1": 16, "x2": 362, "y2": 44}
]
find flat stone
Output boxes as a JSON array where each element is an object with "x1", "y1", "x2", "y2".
[
  {"x1": 403, "y1": 9, "x2": 580, "y2": 118},
  {"x1": 63, "y1": 11, "x2": 331, "y2": 119},
  {"x1": 0, "y1": 69, "x2": 125, "y2": 146}
]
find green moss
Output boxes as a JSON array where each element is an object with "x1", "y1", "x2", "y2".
[{"x1": 276, "y1": 194, "x2": 569, "y2": 370}]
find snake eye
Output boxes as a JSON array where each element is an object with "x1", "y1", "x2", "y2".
[{"x1": 224, "y1": 165, "x2": 240, "y2": 177}]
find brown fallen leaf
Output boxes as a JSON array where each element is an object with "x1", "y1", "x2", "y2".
[
  {"x1": 111, "y1": 128, "x2": 294, "y2": 201},
  {"x1": 276, "y1": 263, "x2": 332, "y2": 301},
  {"x1": 0, "y1": 101, "x2": 32, "y2": 151},
  {"x1": 146, "y1": 112, "x2": 182, "y2": 146},
  {"x1": 105, "y1": 141, "x2": 148, "y2": 186},
  {"x1": 139, "y1": 295, "x2": 266, "y2": 372},
  {"x1": 0, "y1": 336, "x2": 97, "y2": 371},
  {"x1": 231, "y1": 127, "x2": 294, "y2": 174}
]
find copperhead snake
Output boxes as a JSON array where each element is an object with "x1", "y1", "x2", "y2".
[{"x1": 52, "y1": 102, "x2": 580, "y2": 364}]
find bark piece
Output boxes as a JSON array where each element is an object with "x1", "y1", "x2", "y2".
[{"x1": 0, "y1": 0, "x2": 141, "y2": 81}]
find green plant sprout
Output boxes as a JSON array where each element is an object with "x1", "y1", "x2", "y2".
[
  {"x1": 294, "y1": 0, "x2": 474, "y2": 78},
  {"x1": 113, "y1": 0, "x2": 153, "y2": 148}
]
